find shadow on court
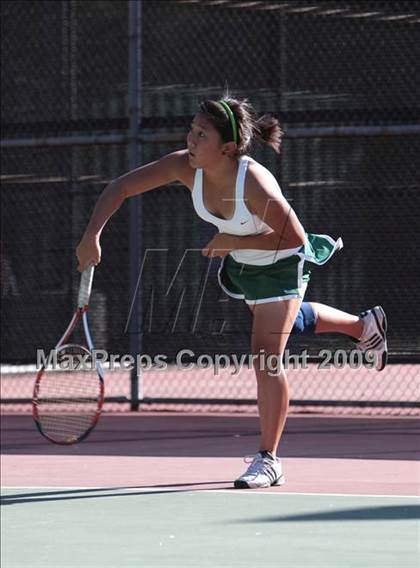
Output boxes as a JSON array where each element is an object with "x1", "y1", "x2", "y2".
[
  {"x1": 237, "y1": 504, "x2": 420, "y2": 522},
  {"x1": 2, "y1": 414, "x2": 419, "y2": 461},
  {"x1": 0, "y1": 481, "x2": 233, "y2": 506}
]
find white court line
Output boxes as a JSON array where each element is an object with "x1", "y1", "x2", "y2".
[{"x1": 1, "y1": 486, "x2": 419, "y2": 499}]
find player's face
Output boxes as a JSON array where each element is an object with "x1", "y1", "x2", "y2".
[{"x1": 187, "y1": 113, "x2": 225, "y2": 169}]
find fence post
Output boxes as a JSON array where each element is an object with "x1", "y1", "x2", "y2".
[{"x1": 128, "y1": 0, "x2": 142, "y2": 410}]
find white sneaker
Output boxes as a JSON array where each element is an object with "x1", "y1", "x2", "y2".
[
  {"x1": 234, "y1": 451, "x2": 285, "y2": 489},
  {"x1": 356, "y1": 306, "x2": 388, "y2": 371}
]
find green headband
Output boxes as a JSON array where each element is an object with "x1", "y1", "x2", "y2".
[{"x1": 218, "y1": 100, "x2": 238, "y2": 144}]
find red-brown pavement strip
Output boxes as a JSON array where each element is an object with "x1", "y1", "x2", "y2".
[{"x1": 2, "y1": 455, "x2": 419, "y2": 496}]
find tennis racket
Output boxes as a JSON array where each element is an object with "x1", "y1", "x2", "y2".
[{"x1": 32, "y1": 266, "x2": 105, "y2": 445}]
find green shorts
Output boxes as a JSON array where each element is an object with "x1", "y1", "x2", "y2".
[{"x1": 218, "y1": 233, "x2": 343, "y2": 305}]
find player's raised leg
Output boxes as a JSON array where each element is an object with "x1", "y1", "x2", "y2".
[{"x1": 293, "y1": 302, "x2": 388, "y2": 371}]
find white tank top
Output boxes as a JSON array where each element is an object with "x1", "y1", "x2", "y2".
[{"x1": 191, "y1": 155, "x2": 301, "y2": 265}]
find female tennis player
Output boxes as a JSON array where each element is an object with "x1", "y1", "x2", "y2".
[{"x1": 76, "y1": 95, "x2": 387, "y2": 489}]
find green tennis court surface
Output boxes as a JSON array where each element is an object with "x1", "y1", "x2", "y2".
[{"x1": 1, "y1": 487, "x2": 419, "y2": 567}]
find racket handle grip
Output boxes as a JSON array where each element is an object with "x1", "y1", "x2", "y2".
[{"x1": 78, "y1": 265, "x2": 95, "y2": 308}]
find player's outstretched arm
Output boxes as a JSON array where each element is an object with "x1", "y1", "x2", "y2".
[{"x1": 76, "y1": 150, "x2": 188, "y2": 271}]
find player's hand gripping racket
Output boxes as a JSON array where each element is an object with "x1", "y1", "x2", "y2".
[{"x1": 32, "y1": 266, "x2": 104, "y2": 444}]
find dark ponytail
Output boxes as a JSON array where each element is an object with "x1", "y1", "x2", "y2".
[
  {"x1": 198, "y1": 94, "x2": 283, "y2": 155},
  {"x1": 252, "y1": 114, "x2": 283, "y2": 154}
]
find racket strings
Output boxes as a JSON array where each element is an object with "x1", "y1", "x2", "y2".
[{"x1": 36, "y1": 369, "x2": 101, "y2": 442}]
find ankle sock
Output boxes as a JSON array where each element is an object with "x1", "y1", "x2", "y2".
[{"x1": 260, "y1": 450, "x2": 274, "y2": 460}]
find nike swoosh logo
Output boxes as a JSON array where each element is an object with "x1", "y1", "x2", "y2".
[{"x1": 240, "y1": 220, "x2": 248, "y2": 225}]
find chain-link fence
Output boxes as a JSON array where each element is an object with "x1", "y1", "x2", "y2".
[{"x1": 1, "y1": 0, "x2": 420, "y2": 414}]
